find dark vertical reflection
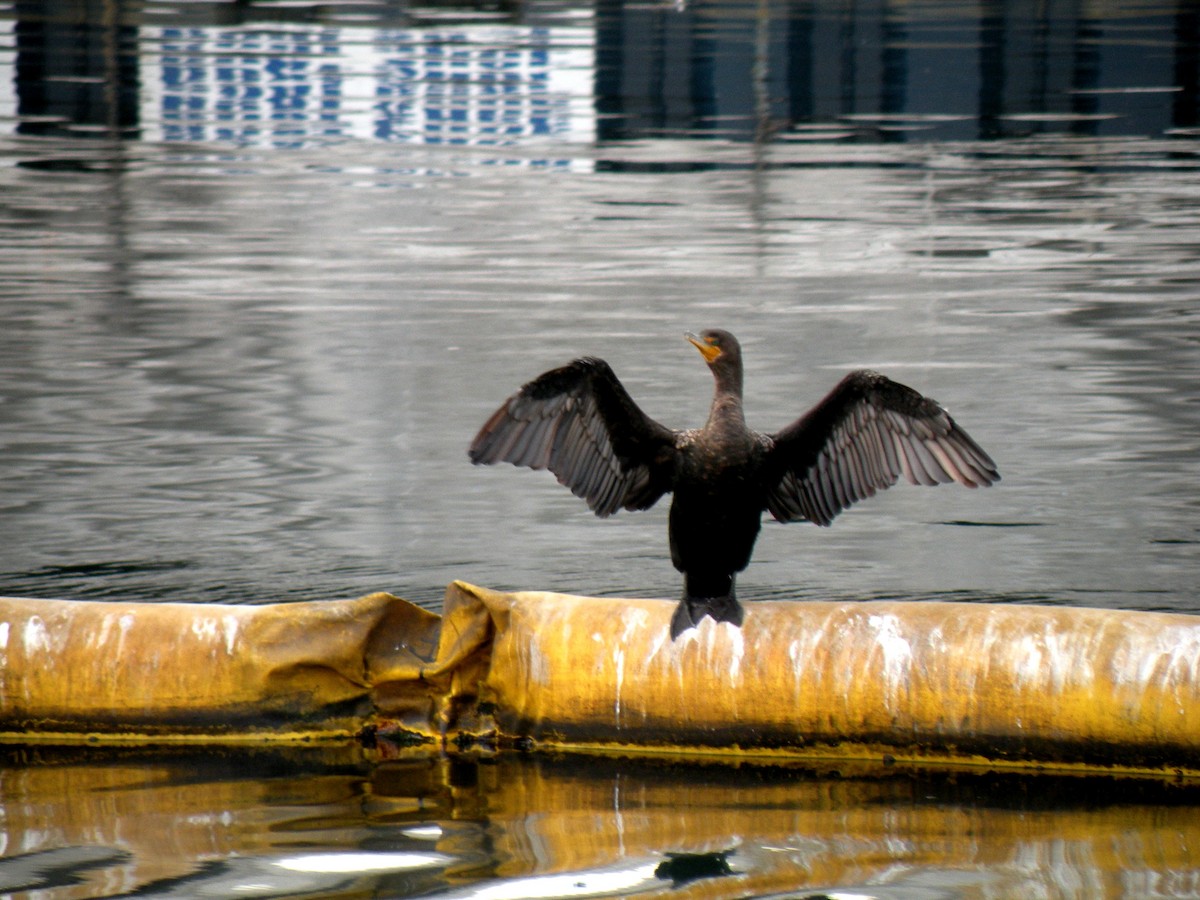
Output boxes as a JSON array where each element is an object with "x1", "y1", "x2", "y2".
[
  {"x1": 978, "y1": 3, "x2": 1005, "y2": 139},
  {"x1": 592, "y1": 0, "x2": 624, "y2": 137},
  {"x1": 879, "y1": 0, "x2": 906, "y2": 142},
  {"x1": 595, "y1": 0, "x2": 701, "y2": 141},
  {"x1": 1029, "y1": 0, "x2": 1050, "y2": 125},
  {"x1": 1174, "y1": 1, "x2": 1200, "y2": 129},
  {"x1": 784, "y1": 0, "x2": 813, "y2": 124},
  {"x1": 692, "y1": 5, "x2": 717, "y2": 133},
  {"x1": 13, "y1": 1, "x2": 138, "y2": 363},
  {"x1": 14, "y1": 0, "x2": 140, "y2": 140},
  {"x1": 1068, "y1": 16, "x2": 1101, "y2": 134},
  {"x1": 836, "y1": 2, "x2": 858, "y2": 119}
]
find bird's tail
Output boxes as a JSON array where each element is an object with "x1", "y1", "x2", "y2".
[{"x1": 669, "y1": 595, "x2": 745, "y2": 639}]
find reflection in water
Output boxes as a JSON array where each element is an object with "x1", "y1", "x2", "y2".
[
  {"x1": 597, "y1": 0, "x2": 1200, "y2": 143},
  {"x1": 148, "y1": 24, "x2": 595, "y2": 154},
  {"x1": 0, "y1": 846, "x2": 130, "y2": 896},
  {"x1": 3, "y1": 2, "x2": 597, "y2": 156},
  {"x1": 654, "y1": 850, "x2": 736, "y2": 887},
  {"x1": 1, "y1": 748, "x2": 1200, "y2": 899},
  {"x1": 12, "y1": 0, "x2": 140, "y2": 140},
  {"x1": 4, "y1": 1, "x2": 1200, "y2": 149}
]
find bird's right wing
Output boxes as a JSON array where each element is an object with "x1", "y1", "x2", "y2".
[
  {"x1": 468, "y1": 357, "x2": 678, "y2": 517},
  {"x1": 764, "y1": 370, "x2": 1000, "y2": 526}
]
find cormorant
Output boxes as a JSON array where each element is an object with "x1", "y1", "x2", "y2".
[{"x1": 469, "y1": 329, "x2": 999, "y2": 638}]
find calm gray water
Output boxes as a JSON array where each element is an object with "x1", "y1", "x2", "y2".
[{"x1": 2, "y1": 0, "x2": 1200, "y2": 896}]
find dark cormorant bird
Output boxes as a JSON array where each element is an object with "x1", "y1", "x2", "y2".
[{"x1": 469, "y1": 329, "x2": 999, "y2": 638}]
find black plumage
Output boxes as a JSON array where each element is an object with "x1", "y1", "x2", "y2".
[{"x1": 469, "y1": 329, "x2": 999, "y2": 638}]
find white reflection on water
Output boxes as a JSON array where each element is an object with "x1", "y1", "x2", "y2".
[
  {"x1": 273, "y1": 850, "x2": 451, "y2": 872},
  {"x1": 442, "y1": 862, "x2": 661, "y2": 900}
]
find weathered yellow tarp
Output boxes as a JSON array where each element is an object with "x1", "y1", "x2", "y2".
[
  {"x1": 447, "y1": 583, "x2": 1200, "y2": 774},
  {"x1": 3, "y1": 583, "x2": 1200, "y2": 776},
  {"x1": 0, "y1": 593, "x2": 442, "y2": 740}
]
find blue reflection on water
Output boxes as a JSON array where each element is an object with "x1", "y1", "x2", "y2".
[{"x1": 153, "y1": 24, "x2": 592, "y2": 150}]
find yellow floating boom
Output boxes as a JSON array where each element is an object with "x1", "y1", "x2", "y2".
[
  {"x1": 0, "y1": 593, "x2": 442, "y2": 742},
  {"x1": 2, "y1": 583, "x2": 1199, "y2": 776}
]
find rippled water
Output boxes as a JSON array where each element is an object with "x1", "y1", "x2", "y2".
[
  {"x1": 2, "y1": 0, "x2": 1200, "y2": 896},
  {"x1": 3, "y1": 747, "x2": 1200, "y2": 899}
]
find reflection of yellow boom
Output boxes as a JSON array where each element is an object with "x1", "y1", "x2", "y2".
[{"x1": 3, "y1": 583, "x2": 1199, "y2": 777}]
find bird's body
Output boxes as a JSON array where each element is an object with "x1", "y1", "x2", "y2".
[
  {"x1": 668, "y1": 400, "x2": 770, "y2": 629},
  {"x1": 469, "y1": 330, "x2": 999, "y2": 637}
]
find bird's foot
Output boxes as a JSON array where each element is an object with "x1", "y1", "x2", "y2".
[{"x1": 669, "y1": 594, "x2": 745, "y2": 639}]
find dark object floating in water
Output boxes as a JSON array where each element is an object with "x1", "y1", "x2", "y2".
[
  {"x1": 469, "y1": 329, "x2": 999, "y2": 637},
  {"x1": 654, "y1": 849, "x2": 735, "y2": 886}
]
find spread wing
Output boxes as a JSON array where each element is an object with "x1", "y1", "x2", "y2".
[
  {"x1": 764, "y1": 370, "x2": 999, "y2": 526},
  {"x1": 468, "y1": 357, "x2": 678, "y2": 517}
]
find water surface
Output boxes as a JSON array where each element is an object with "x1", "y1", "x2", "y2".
[{"x1": 5, "y1": 747, "x2": 1200, "y2": 899}]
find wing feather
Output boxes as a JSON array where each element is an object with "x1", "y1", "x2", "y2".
[
  {"x1": 556, "y1": 413, "x2": 584, "y2": 479},
  {"x1": 865, "y1": 422, "x2": 889, "y2": 486},
  {"x1": 878, "y1": 420, "x2": 902, "y2": 475},
  {"x1": 507, "y1": 413, "x2": 547, "y2": 467},
  {"x1": 801, "y1": 476, "x2": 819, "y2": 523},
  {"x1": 530, "y1": 415, "x2": 557, "y2": 468},
  {"x1": 928, "y1": 440, "x2": 972, "y2": 487},
  {"x1": 469, "y1": 357, "x2": 678, "y2": 517},
  {"x1": 765, "y1": 370, "x2": 999, "y2": 526},
  {"x1": 906, "y1": 437, "x2": 943, "y2": 486}
]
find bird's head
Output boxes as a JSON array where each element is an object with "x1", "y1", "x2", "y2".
[{"x1": 686, "y1": 329, "x2": 741, "y2": 369}]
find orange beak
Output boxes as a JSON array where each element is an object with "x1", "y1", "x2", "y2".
[{"x1": 685, "y1": 332, "x2": 722, "y2": 363}]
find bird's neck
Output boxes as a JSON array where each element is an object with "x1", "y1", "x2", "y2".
[{"x1": 706, "y1": 369, "x2": 745, "y2": 431}]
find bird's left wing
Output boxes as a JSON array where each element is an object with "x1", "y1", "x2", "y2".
[
  {"x1": 469, "y1": 357, "x2": 678, "y2": 517},
  {"x1": 764, "y1": 370, "x2": 999, "y2": 526}
]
